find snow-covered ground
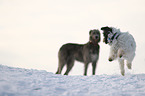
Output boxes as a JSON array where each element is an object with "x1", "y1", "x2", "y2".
[{"x1": 0, "y1": 65, "x2": 145, "y2": 96}]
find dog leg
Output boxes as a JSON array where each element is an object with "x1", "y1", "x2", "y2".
[
  {"x1": 64, "y1": 60, "x2": 74, "y2": 75},
  {"x1": 109, "y1": 47, "x2": 117, "y2": 62},
  {"x1": 126, "y1": 61, "x2": 132, "y2": 69},
  {"x1": 118, "y1": 59, "x2": 125, "y2": 76},
  {"x1": 56, "y1": 68, "x2": 59, "y2": 74},
  {"x1": 92, "y1": 62, "x2": 97, "y2": 75},
  {"x1": 56, "y1": 61, "x2": 65, "y2": 74},
  {"x1": 84, "y1": 63, "x2": 89, "y2": 76},
  {"x1": 126, "y1": 53, "x2": 135, "y2": 69},
  {"x1": 118, "y1": 48, "x2": 124, "y2": 58}
]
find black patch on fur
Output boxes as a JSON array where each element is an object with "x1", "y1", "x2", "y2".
[{"x1": 101, "y1": 26, "x2": 112, "y2": 44}]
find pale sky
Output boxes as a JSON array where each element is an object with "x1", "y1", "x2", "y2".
[{"x1": 0, "y1": 0, "x2": 145, "y2": 75}]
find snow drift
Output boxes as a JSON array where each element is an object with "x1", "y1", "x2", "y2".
[{"x1": 0, "y1": 65, "x2": 145, "y2": 96}]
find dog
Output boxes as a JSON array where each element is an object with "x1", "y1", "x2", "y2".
[
  {"x1": 56, "y1": 29, "x2": 100, "y2": 76},
  {"x1": 101, "y1": 26, "x2": 136, "y2": 76}
]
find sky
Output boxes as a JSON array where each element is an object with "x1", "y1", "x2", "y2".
[{"x1": 0, "y1": 0, "x2": 145, "y2": 75}]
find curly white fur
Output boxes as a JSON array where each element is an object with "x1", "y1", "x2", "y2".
[{"x1": 108, "y1": 27, "x2": 136, "y2": 76}]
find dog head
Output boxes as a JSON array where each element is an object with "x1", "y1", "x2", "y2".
[
  {"x1": 89, "y1": 29, "x2": 101, "y2": 44},
  {"x1": 101, "y1": 26, "x2": 113, "y2": 44}
]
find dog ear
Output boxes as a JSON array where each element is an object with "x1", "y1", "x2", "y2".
[
  {"x1": 101, "y1": 26, "x2": 112, "y2": 32},
  {"x1": 101, "y1": 26, "x2": 109, "y2": 30},
  {"x1": 89, "y1": 30, "x2": 92, "y2": 35}
]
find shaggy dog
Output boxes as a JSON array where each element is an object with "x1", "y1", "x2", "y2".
[
  {"x1": 101, "y1": 26, "x2": 136, "y2": 76},
  {"x1": 56, "y1": 29, "x2": 100, "y2": 76}
]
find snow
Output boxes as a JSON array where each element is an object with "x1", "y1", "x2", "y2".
[{"x1": 0, "y1": 65, "x2": 145, "y2": 96}]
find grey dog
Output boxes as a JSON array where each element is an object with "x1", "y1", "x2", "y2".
[{"x1": 56, "y1": 29, "x2": 101, "y2": 76}]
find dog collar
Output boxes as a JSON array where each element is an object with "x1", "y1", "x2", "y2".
[
  {"x1": 89, "y1": 41, "x2": 98, "y2": 46},
  {"x1": 108, "y1": 32, "x2": 120, "y2": 43}
]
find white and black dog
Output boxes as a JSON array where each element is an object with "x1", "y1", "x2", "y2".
[{"x1": 101, "y1": 26, "x2": 136, "y2": 76}]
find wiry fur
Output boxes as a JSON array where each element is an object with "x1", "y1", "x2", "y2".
[
  {"x1": 101, "y1": 26, "x2": 136, "y2": 76},
  {"x1": 56, "y1": 29, "x2": 100, "y2": 76}
]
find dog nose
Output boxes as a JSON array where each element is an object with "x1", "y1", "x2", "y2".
[{"x1": 95, "y1": 36, "x2": 98, "y2": 39}]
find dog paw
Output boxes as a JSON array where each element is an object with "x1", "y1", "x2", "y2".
[
  {"x1": 121, "y1": 71, "x2": 125, "y2": 76},
  {"x1": 121, "y1": 73, "x2": 125, "y2": 76},
  {"x1": 127, "y1": 64, "x2": 132, "y2": 69},
  {"x1": 128, "y1": 66, "x2": 131, "y2": 69},
  {"x1": 108, "y1": 58, "x2": 113, "y2": 62},
  {"x1": 84, "y1": 74, "x2": 87, "y2": 76},
  {"x1": 119, "y1": 54, "x2": 123, "y2": 58}
]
